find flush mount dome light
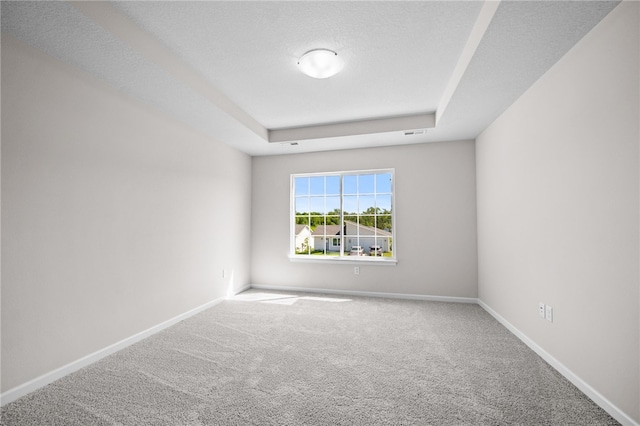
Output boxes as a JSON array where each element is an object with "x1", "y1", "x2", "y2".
[{"x1": 298, "y1": 49, "x2": 344, "y2": 79}]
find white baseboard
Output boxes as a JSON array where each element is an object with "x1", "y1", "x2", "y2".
[
  {"x1": 478, "y1": 299, "x2": 639, "y2": 426},
  {"x1": 249, "y1": 284, "x2": 478, "y2": 304},
  {"x1": 4, "y1": 286, "x2": 635, "y2": 426},
  {"x1": 1, "y1": 295, "x2": 228, "y2": 407}
]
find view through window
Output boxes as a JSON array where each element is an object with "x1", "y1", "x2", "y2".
[{"x1": 292, "y1": 170, "x2": 394, "y2": 259}]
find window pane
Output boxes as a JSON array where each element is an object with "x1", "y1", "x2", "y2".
[
  {"x1": 376, "y1": 194, "x2": 392, "y2": 212},
  {"x1": 295, "y1": 197, "x2": 309, "y2": 214},
  {"x1": 345, "y1": 236, "x2": 359, "y2": 251},
  {"x1": 376, "y1": 173, "x2": 392, "y2": 193},
  {"x1": 294, "y1": 221, "x2": 311, "y2": 254},
  {"x1": 295, "y1": 177, "x2": 309, "y2": 196},
  {"x1": 309, "y1": 197, "x2": 325, "y2": 213},
  {"x1": 359, "y1": 174, "x2": 375, "y2": 193},
  {"x1": 309, "y1": 215, "x2": 325, "y2": 229},
  {"x1": 359, "y1": 215, "x2": 376, "y2": 229},
  {"x1": 377, "y1": 215, "x2": 392, "y2": 232},
  {"x1": 314, "y1": 219, "x2": 326, "y2": 238},
  {"x1": 343, "y1": 175, "x2": 357, "y2": 194},
  {"x1": 344, "y1": 214, "x2": 357, "y2": 224},
  {"x1": 309, "y1": 176, "x2": 324, "y2": 195},
  {"x1": 359, "y1": 195, "x2": 376, "y2": 214},
  {"x1": 326, "y1": 196, "x2": 340, "y2": 214},
  {"x1": 295, "y1": 215, "x2": 309, "y2": 226},
  {"x1": 326, "y1": 214, "x2": 341, "y2": 226},
  {"x1": 326, "y1": 175, "x2": 340, "y2": 195},
  {"x1": 343, "y1": 196, "x2": 357, "y2": 214}
]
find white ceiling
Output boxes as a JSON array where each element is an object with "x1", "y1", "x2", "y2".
[{"x1": 1, "y1": 1, "x2": 620, "y2": 156}]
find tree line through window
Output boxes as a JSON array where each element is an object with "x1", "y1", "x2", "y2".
[{"x1": 292, "y1": 170, "x2": 394, "y2": 258}]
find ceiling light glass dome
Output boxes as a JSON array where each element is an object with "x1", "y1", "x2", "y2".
[{"x1": 298, "y1": 49, "x2": 344, "y2": 79}]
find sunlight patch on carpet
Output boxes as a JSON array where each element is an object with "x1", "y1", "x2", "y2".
[
  {"x1": 231, "y1": 292, "x2": 351, "y2": 305},
  {"x1": 262, "y1": 296, "x2": 352, "y2": 305},
  {"x1": 230, "y1": 292, "x2": 298, "y2": 302}
]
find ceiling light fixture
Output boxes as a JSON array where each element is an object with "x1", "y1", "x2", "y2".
[{"x1": 298, "y1": 49, "x2": 344, "y2": 79}]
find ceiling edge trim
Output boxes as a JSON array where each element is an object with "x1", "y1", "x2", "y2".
[
  {"x1": 268, "y1": 113, "x2": 435, "y2": 143},
  {"x1": 69, "y1": 1, "x2": 269, "y2": 142},
  {"x1": 435, "y1": 0, "x2": 501, "y2": 126}
]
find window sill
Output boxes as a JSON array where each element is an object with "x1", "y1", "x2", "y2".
[{"x1": 288, "y1": 255, "x2": 397, "y2": 265}]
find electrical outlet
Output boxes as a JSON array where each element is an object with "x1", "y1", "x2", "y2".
[
  {"x1": 222, "y1": 269, "x2": 227, "y2": 278},
  {"x1": 539, "y1": 302, "x2": 545, "y2": 318},
  {"x1": 354, "y1": 266, "x2": 360, "y2": 275},
  {"x1": 545, "y1": 305, "x2": 553, "y2": 322}
]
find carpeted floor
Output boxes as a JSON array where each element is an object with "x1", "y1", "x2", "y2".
[{"x1": 1, "y1": 290, "x2": 619, "y2": 425}]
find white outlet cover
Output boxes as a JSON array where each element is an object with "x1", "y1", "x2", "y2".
[
  {"x1": 539, "y1": 302, "x2": 545, "y2": 318},
  {"x1": 545, "y1": 305, "x2": 553, "y2": 322}
]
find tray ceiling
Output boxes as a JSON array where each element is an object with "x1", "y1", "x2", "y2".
[{"x1": 1, "y1": 1, "x2": 620, "y2": 155}]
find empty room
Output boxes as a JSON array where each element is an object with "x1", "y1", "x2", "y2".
[{"x1": 1, "y1": 1, "x2": 638, "y2": 425}]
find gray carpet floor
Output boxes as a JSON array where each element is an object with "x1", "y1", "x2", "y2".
[{"x1": 1, "y1": 290, "x2": 619, "y2": 425}]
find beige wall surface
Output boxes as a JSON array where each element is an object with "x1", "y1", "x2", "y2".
[
  {"x1": 476, "y1": 2, "x2": 639, "y2": 422},
  {"x1": 251, "y1": 141, "x2": 478, "y2": 298},
  {"x1": 1, "y1": 36, "x2": 252, "y2": 392}
]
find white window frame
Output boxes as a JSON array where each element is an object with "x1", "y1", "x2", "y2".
[{"x1": 290, "y1": 169, "x2": 397, "y2": 265}]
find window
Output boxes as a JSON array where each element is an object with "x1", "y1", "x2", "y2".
[{"x1": 291, "y1": 169, "x2": 395, "y2": 262}]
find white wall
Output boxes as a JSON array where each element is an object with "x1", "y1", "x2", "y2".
[
  {"x1": 476, "y1": 2, "x2": 639, "y2": 423},
  {"x1": 1, "y1": 36, "x2": 252, "y2": 392},
  {"x1": 251, "y1": 141, "x2": 477, "y2": 298}
]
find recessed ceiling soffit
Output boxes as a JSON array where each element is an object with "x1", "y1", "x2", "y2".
[{"x1": 70, "y1": 1, "x2": 498, "y2": 143}]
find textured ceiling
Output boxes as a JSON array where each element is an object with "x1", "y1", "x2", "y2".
[
  {"x1": 112, "y1": 1, "x2": 481, "y2": 129},
  {"x1": 1, "y1": 1, "x2": 621, "y2": 156}
]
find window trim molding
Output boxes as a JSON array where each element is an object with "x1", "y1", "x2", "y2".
[
  {"x1": 290, "y1": 168, "x2": 396, "y2": 264},
  {"x1": 288, "y1": 255, "x2": 398, "y2": 265}
]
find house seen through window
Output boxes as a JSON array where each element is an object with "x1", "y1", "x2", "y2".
[{"x1": 292, "y1": 170, "x2": 394, "y2": 260}]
